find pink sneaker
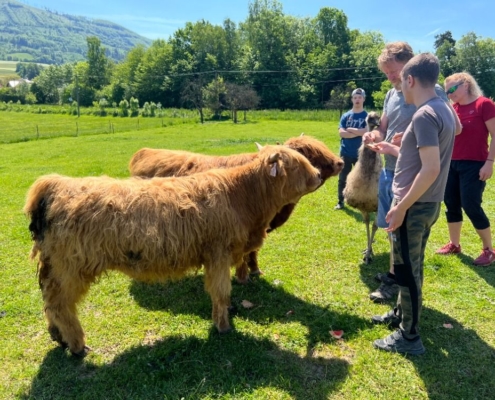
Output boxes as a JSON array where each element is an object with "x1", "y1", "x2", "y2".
[
  {"x1": 436, "y1": 242, "x2": 461, "y2": 255},
  {"x1": 473, "y1": 248, "x2": 495, "y2": 266}
]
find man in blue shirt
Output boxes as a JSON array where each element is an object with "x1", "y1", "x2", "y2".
[{"x1": 335, "y1": 88, "x2": 368, "y2": 209}]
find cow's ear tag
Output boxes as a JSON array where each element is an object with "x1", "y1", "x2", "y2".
[{"x1": 270, "y1": 163, "x2": 278, "y2": 176}]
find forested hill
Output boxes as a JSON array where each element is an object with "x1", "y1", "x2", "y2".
[{"x1": 0, "y1": 0, "x2": 152, "y2": 64}]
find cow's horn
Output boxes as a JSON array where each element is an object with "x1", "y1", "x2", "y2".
[{"x1": 268, "y1": 153, "x2": 280, "y2": 164}]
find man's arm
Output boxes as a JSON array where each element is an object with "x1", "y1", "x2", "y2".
[
  {"x1": 385, "y1": 146, "x2": 440, "y2": 232},
  {"x1": 339, "y1": 127, "x2": 358, "y2": 138},
  {"x1": 363, "y1": 112, "x2": 388, "y2": 144}
]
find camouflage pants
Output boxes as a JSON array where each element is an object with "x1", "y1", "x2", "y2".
[{"x1": 391, "y1": 201, "x2": 441, "y2": 339}]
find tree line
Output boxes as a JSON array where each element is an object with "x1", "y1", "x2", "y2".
[{"x1": 2, "y1": 0, "x2": 495, "y2": 120}]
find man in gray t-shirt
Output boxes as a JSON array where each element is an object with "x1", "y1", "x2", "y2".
[
  {"x1": 371, "y1": 53, "x2": 456, "y2": 356},
  {"x1": 363, "y1": 42, "x2": 459, "y2": 303}
]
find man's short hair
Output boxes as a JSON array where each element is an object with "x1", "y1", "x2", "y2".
[
  {"x1": 377, "y1": 41, "x2": 414, "y2": 66},
  {"x1": 401, "y1": 53, "x2": 440, "y2": 87}
]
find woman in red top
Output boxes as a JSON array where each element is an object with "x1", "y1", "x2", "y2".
[{"x1": 436, "y1": 72, "x2": 495, "y2": 266}]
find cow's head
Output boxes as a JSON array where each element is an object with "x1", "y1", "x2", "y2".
[
  {"x1": 257, "y1": 145, "x2": 322, "y2": 203},
  {"x1": 283, "y1": 135, "x2": 344, "y2": 181}
]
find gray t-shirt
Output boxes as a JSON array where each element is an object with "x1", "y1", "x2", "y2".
[
  {"x1": 392, "y1": 96, "x2": 455, "y2": 202},
  {"x1": 383, "y1": 84, "x2": 448, "y2": 171}
]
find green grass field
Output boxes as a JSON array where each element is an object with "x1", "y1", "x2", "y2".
[
  {"x1": 0, "y1": 60, "x2": 18, "y2": 77},
  {"x1": 1, "y1": 111, "x2": 495, "y2": 399}
]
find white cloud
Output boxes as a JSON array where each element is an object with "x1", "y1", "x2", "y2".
[{"x1": 425, "y1": 28, "x2": 441, "y2": 37}]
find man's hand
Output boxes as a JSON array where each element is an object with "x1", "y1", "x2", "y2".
[
  {"x1": 369, "y1": 141, "x2": 399, "y2": 157},
  {"x1": 391, "y1": 132, "x2": 403, "y2": 146},
  {"x1": 385, "y1": 204, "x2": 406, "y2": 232},
  {"x1": 362, "y1": 131, "x2": 376, "y2": 145}
]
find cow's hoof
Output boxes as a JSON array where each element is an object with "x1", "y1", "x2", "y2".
[
  {"x1": 249, "y1": 268, "x2": 264, "y2": 276},
  {"x1": 71, "y1": 345, "x2": 92, "y2": 358},
  {"x1": 218, "y1": 326, "x2": 232, "y2": 334},
  {"x1": 235, "y1": 276, "x2": 250, "y2": 285}
]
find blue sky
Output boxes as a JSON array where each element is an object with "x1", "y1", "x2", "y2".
[{"x1": 25, "y1": 0, "x2": 493, "y2": 52}]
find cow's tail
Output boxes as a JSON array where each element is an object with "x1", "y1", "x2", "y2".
[{"x1": 23, "y1": 175, "x2": 58, "y2": 258}]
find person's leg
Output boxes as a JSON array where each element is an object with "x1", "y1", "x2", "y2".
[
  {"x1": 336, "y1": 155, "x2": 355, "y2": 208},
  {"x1": 370, "y1": 169, "x2": 397, "y2": 302},
  {"x1": 373, "y1": 202, "x2": 440, "y2": 355},
  {"x1": 458, "y1": 161, "x2": 494, "y2": 264},
  {"x1": 477, "y1": 228, "x2": 493, "y2": 251},
  {"x1": 437, "y1": 162, "x2": 463, "y2": 253},
  {"x1": 447, "y1": 222, "x2": 463, "y2": 246}
]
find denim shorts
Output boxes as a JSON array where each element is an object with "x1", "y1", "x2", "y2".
[{"x1": 377, "y1": 169, "x2": 395, "y2": 228}]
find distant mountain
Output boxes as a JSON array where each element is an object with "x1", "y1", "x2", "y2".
[{"x1": 0, "y1": 0, "x2": 153, "y2": 64}]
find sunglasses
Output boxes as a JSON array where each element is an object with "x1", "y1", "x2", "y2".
[{"x1": 447, "y1": 83, "x2": 462, "y2": 94}]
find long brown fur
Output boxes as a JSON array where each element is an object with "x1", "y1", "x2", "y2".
[
  {"x1": 343, "y1": 112, "x2": 383, "y2": 263},
  {"x1": 25, "y1": 145, "x2": 322, "y2": 356},
  {"x1": 129, "y1": 135, "x2": 343, "y2": 282}
]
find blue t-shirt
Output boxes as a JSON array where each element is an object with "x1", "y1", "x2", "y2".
[{"x1": 339, "y1": 110, "x2": 368, "y2": 158}]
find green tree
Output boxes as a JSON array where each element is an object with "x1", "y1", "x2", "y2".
[
  {"x1": 16, "y1": 62, "x2": 43, "y2": 80},
  {"x1": 454, "y1": 32, "x2": 495, "y2": 98},
  {"x1": 372, "y1": 80, "x2": 393, "y2": 109},
  {"x1": 434, "y1": 31, "x2": 457, "y2": 79},
  {"x1": 347, "y1": 30, "x2": 385, "y2": 106},
  {"x1": 31, "y1": 64, "x2": 73, "y2": 104},
  {"x1": 241, "y1": 0, "x2": 291, "y2": 108},
  {"x1": 86, "y1": 36, "x2": 110, "y2": 90},
  {"x1": 106, "y1": 44, "x2": 146, "y2": 103},
  {"x1": 203, "y1": 76, "x2": 227, "y2": 119},
  {"x1": 326, "y1": 81, "x2": 356, "y2": 116},
  {"x1": 181, "y1": 78, "x2": 206, "y2": 123},
  {"x1": 134, "y1": 40, "x2": 173, "y2": 105}
]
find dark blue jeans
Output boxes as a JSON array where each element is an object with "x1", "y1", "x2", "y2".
[
  {"x1": 337, "y1": 155, "x2": 358, "y2": 204},
  {"x1": 444, "y1": 160, "x2": 490, "y2": 230}
]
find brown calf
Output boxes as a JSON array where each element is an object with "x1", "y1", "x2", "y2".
[{"x1": 129, "y1": 135, "x2": 343, "y2": 283}]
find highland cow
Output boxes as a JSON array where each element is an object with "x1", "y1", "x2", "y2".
[
  {"x1": 24, "y1": 145, "x2": 322, "y2": 356},
  {"x1": 129, "y1": 135, "x2": 343, "y2": 283}
]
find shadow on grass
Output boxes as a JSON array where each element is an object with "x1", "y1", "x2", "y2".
[
  {"x1": 129, "y1": 276, "x2": 370, "y2": 353},
  {"x1": 339, "y1": 205, "x2": 366, "y2": 224},
  {"x1": 22, "y1": 331, "x2": 350, "y2": 400},
  {"x1": 454, "y1": 252, "x2": 495, "y2": 288},
  {"x1": 403, "y1": 306, "x2": 495, "y2": 399}
]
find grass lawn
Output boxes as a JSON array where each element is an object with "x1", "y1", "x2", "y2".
[{"x1": 1, "y1": 111, "x2": 495, "y2": 399}]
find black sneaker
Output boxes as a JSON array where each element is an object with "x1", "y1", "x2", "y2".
[
  {"x1": 373, "y1": 329, "x2": 425, "y2": 355},
  {"x1": 334, "y1": 202, "x2": 344, "y2": 210},
  {"x1": 370, "y1": 282, "x2": 398, "y2": 303},
  {"x1": 374, "y1": 272, "x2": 397, "y2": 286},
  {"x1": 371, "y1": 309, "x2": 401, "y2": 328}
]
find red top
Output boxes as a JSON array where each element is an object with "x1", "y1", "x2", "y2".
[{"x1": 452, "y1": 97, "x2": 495, "y2": 161}]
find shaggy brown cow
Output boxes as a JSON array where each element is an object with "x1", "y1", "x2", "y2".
[
  {"x1": 24, "y1": 145, "x2": 322, "y2": 356},
  {"x1": 129, "y1": 135, "x2": 344, "y2": 283}
]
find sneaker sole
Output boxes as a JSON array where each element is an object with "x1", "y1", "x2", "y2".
[{"x1": 373, "y1": 341, "x2": 425, "y2": 355}]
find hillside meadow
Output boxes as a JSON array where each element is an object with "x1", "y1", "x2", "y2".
[
  {"x1": 0, "y1": 60, "x2": 17, "y2": 76},
  {"x1": 1, "y1": 111, "x2": 495, "y2": 399}
]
